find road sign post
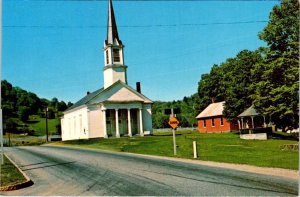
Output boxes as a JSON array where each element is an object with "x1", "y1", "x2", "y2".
[{"x1": 168, "y1": 108, "x2": 180, "y2": 156}]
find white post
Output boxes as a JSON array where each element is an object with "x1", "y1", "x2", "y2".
[
  {"x1": 193, "y1": 141, "x2": 197, "y2": 159},
  {"x1": 139, "y1": 108, "x2": 144, "y2": 136},
  {"x1": 115, "y1": 109, "x2": 120, "y2": 138},
  {"x1": 102, "y1": 109, "x2": 108, "y2": 138},
  {"x1": 251, "y1": 116, "x2": 255, "y2": 129},
  {"x1": 238, "y1": 120, "x2": 241, "y2": 130},
  {"x1": 127, "y1": 109, "x2": 132, "y2": 137}
]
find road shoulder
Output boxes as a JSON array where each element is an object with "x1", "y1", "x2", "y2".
[
  {"x1": 133, "y1": 153, "x2": 299, "y2": 180},
  {"x1": 47, "y1": 144, "x2": 299, "y2": 180}
]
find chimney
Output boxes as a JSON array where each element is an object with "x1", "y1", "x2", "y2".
[
  {"x1": 136, "y1": 82, "x2": 141, "y2": 93},
  {"x1": 211, "y1": 97, "x2": 215, "y2": 103},
  {"x1": 87, "y1": 91, "x2": 90, "y2": 95}
]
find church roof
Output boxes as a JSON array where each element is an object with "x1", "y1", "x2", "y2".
[
  {"x1": 106, "y1": 0, "x2": 122, "y2": 45},
  {"x1": 196, "y1": 101, "x2": 225, "y2": 119},
  {"x1": 66, "y1": 88, "x2": 104, "y2": 112},
  {"x1": 64, "y1": 81, "x2": 152, "y2": 113}
]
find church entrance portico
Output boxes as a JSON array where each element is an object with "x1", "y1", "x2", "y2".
[{"x1": 102, "y1": 106, "x2": 142, "y2": 138}]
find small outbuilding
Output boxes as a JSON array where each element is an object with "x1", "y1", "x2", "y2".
[
  {"x1": 196, "y1": 101, "x2": 238, "y2": 133},
  {"x1": 237, "y1": 105, "x2": 266, "y2": 129}
]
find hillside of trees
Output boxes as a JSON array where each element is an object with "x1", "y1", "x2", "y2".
[
  {"x1": 1, "y1": 80, "x2": 73, "y2": 135},
  {"x1": 153, "y1": 0, "x2": 299, "y2": 132}
]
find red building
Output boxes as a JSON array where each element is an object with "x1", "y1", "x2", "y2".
[{"x1": 196, "y1": 101, "x2": 238, "y2": 133}]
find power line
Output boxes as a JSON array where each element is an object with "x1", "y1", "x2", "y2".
[
  {"x1": 3, "y1": 20, "x2": 268, "y2": 29},
  {"x1": 5, "y1": 0, "x2": 280, "y2": 2}
]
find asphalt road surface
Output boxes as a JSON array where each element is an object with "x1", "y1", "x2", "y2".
[{"x1": 2, "y1": 146, "x2": 298, "y2": 196}]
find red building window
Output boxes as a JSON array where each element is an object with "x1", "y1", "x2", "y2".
[
  {"x1": 212, "y1": 118, "x2": 215, "y2": 127},
  {"x1": 220, "y1": 117, "x2": 224, "y2": 126},
  {"x1": 203, "y1": 119, "x2": 206, "y2": 128}
]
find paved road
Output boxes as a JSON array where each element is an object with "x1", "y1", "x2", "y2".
[{"x1": 2, "y1": 146, "x2": 298, "y2": 196}]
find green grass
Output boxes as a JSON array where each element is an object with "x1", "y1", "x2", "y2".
[
  {"x1": 0, "y1": 155, "x2": 26, "y2": 187},
  {"x1": 3, "y1": 133, "x2": 46, "y2": 147},
  {"x1": 27, "y1": 115, "x2": 59, "y2": 136},
  {"x1": 51, "y1": 131, "x2": 299, "y2": 170}
]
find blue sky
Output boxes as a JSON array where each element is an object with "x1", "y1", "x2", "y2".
[{"x1": 3, "y1": 0, "x2": 278, "y2": 103}]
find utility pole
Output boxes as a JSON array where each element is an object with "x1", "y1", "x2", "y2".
[
  {"x1": 46, "y1": 107, "x2": 49, "y2": 142},
  {"x1": 0, "y1": 0, "x2": 4, "y2": 165}
]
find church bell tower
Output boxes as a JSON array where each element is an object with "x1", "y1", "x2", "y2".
[{"x1": 103, "y1": 0, "x2": 127, "y2": 89}]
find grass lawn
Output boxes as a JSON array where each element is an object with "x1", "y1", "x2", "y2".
[
  {"x1": 27, "y1": 115, "x2": 60, "y2": 136},
  {"x1": 3, "y1": 133, "x2": 46, "y2": 147},
  {"x1": 51, "y1": 131, "x2": 299, "y2": 170},
  {"x1": 0, "y1": 155, "x2": 26, "y2": 187}
]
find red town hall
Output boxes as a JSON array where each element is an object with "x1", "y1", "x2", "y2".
[{"x1": 196, "y1": 101, "x2": 238, "y2": 133}]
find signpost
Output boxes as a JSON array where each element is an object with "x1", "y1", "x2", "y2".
[{"x1": 168, "y1": 108, "x2": 180, "y2": 156}]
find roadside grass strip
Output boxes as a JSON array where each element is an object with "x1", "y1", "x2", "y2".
[
  {"x1": 51, "y1": 131, "x2": 299, "y2": 170},
  {"x1": 0, "y1": 155, "x2": 33, "y2": 191}
]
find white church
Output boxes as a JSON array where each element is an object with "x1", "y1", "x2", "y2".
[{"x1": 61, "y1": 0, "x2": 153, "y2": 141}]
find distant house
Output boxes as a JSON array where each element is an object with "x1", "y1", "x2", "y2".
[{"x1": 196, "y1": 101, "x2": 238, "y2": 133}]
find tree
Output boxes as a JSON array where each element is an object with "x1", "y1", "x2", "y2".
[
  {"x1": 251, "y1": 0, "x2": 299, "y2": 131},
  {"x1": 67, "y1": 102, "x2": 73, "y2": 108},
  {"x1": 198, "y1": 65, "x2": 225, "y2": 111},
  {"x1": 259, "y1": 0, "x2": 299, "y2": 55},
  {"x1": 18, "y1": 106, "x2": 30, "y2": 122},
  {"x1": 222, "y1": 50, "x2": 263, "y2": 121}
]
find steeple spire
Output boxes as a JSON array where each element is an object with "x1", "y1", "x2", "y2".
[
  {"x1": 106, "y1": 0, "x2": 122, "y2": 45},
  {"x1": 103, "y1": 0, "x2": 127, "y2": 89}
]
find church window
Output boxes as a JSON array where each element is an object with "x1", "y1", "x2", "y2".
[
  {"x1": 113, "y1": 49, "x2": 120, "y2": 62},
  {"x1": 79, "y1": 114, "x2": 82, "y2": 132},
  {"x1": 212, "y1": 118, "x2": 215, "y2": 127},
  {"x1": 220, "y1": 117, "x2": 224, "y2": 126},
  {"x1": 106, "y1": 50, "x2": 109, "y2": 64},
  {"x1": 203, "y1": 120, "x2": 206, "y2": 128}
]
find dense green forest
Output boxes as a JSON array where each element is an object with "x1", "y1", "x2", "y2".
[
  {"x1": 1, "y1": 0, "x2": 298, "y2": 133},
  {"x1": 1, "y1": 80, "x2": 73, "y2": 135},
  {"x1": 153, "y1": 0, "x2": 299, "y2": 131}
]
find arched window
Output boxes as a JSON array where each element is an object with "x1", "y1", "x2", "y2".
[
  {"x1": 113, "y1": 49, "x2": 120, "y2": 62},
  {"x1": 106, "y1": 50, "x2": 109, "y2": 64}
]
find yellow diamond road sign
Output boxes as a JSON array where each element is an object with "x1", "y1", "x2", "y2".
[{"x1": 168, "y1": 117, "x2": 179, "y2": 129}]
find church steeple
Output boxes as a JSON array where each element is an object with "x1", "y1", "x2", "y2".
[
  {"x1": 103, "y1": 0, "x2": 127, "y2": 89},
  {"x1": 106, "y1": 0, "x2": 122, "y2": 45}
]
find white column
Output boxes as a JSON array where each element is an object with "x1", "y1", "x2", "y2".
[
  {"x1": 241, "y1": 118, "x2": 244, "y2": 129},
  {"x1": 251, "y1": 116, "x2": 255, "y2": 129},
  {"x1": 115, "y1": 109, "x2": 120, "y2": 138},
  {"x1": 102, "y1": 109, "x2": 108, "y2": 138},
  {"x1": 127, "y1": 109, "x2": 132, "y2": 137},
  {"x1": 139, "y1": 108, "x2": 144, "y2": 136},
  {"x1": 238, "y1": 120, "x2": 241, "y2": 130}
]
